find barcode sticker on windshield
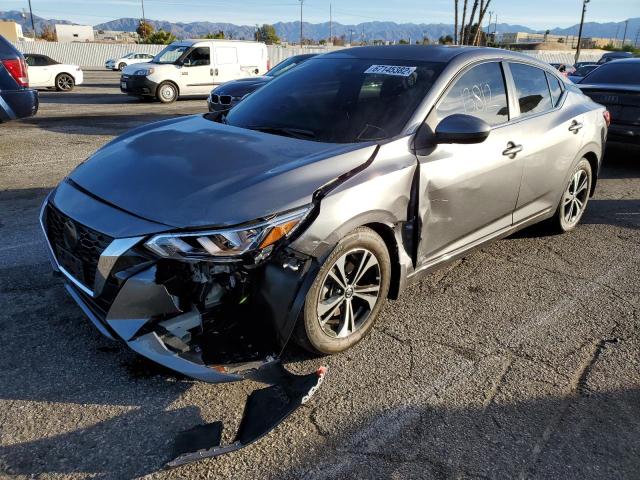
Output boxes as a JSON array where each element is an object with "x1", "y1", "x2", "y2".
[{"x1": 364, "y1": 65, "x2": 417, "y2": 76}]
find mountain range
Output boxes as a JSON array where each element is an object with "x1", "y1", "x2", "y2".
[{"x1": 1, "y1": 10, "x2": 638, "y2": 43}]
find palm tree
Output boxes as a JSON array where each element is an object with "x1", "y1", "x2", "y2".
[
  {"x1": 473, "y1": 0, "x2": 492, "y2": 45},
  {"x1": 459, "y1": 0, "x2": 468, "y2": 45},
  {"x1": 454, "y1": 0, "x2": 459, "y2": 44},
  {"x1": 465, "y1": 0, "x2": 480, "y2": 45}
]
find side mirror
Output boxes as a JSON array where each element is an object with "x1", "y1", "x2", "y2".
[{"x1": 434, "y1": 114, "x2": 491, "y2": 144}]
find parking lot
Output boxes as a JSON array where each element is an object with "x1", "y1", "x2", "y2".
[{"x1": 1, "y1": 70, "x2": 639, "y2": 479}]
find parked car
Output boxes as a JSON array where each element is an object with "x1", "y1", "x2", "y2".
[
  {"x1": 207, "y1": 53, "x2": 317, "y2": 112},
  {"x1": 568, "y1": 63, "x2": 599, "y2": 82},
  {"x1": 0, "y1": 35, "x2": 38, "y2": 122},
  {"x1": 577, "y1": 58, "x2": 640, "y2": 144},
  {"x1": 120, "y1": 39, "x2": 269, "y2": 103},
  {"x1": 550, "y1": 63, "x2": 575, "y2": 77},
  {"x1": 597, "y1": 51, "x2": 634, "y2": 64},
  {"x1": 41, "y1": 45, "x2": 607, "y2": 385},
  {"x1": 105, "y1": 52, "x2": 155, "y2": 71},
  {"x1": 23, "y1": 54, "x2": 83, "y2": 91}
]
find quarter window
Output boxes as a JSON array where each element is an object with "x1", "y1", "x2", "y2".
[
  {"x1": 510, "y1": 63, "x2": 553, "y2": 116},
  {"x1": 546, "y1": 72, "x2": 563, "y2": 107},
  {"x1": 436, "y1": 62, "x2": 509, "y2": 126}
]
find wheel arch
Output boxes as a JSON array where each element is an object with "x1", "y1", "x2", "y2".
[
  {"x1": 582, "y1": 150, "x2": 599, "y2": 196},
  {"x1": 363, "y1": 222, "x2": 401, "y2": 300}
]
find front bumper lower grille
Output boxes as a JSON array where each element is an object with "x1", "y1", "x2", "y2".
[{"x1": 45, "y1": 204, "x2": 113, "y2": 291}]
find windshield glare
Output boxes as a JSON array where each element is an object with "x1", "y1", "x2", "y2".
[
  {"x1": 226, "y1": 57, "x2": 444, "y2": 143},
  {"x1": 153, "y1": 45, "x2": 190, "y2": 64}
]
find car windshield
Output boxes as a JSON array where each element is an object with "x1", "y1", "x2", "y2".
[
  {"x1": 266, "y1": 56, "x2": 312, "y2": 78},
  {"x1": 581, "y1": 62, "x2": 640, "y2": 85},
  {"x1": 225, "y1": 57, "x2": 444, "y2": 143},
  {"x1": 153, "y1": 45, "x2": 190, "y2": 64}
]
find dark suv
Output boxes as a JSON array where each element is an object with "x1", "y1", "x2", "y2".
[{"x1": 0, "y1": 35, "x2": 38, "y2": 123}]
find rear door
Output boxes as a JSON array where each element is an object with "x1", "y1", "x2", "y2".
[
  {"x1": 416, "y1": 61, "x2": 524, "y2": 264},
  {"x1": 180, "y1": 45, "x2": 214, "y2": 95},
  {"x1": 507, "y1": 62, "x2": 587, "y2": 223},
  {"x1": 213, "y1": 46, "x2": 241, "y2": 84}
]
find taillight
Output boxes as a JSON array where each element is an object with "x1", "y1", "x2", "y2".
[
  {"x1": 603, "y1": 110, "x2": 611, "y2": 127},
  {"x1": 1, "y1": 58, "x2": 29, "y2": 87},
  {"x1": 267, "y1": 59, "x2": 270, "y2": 71}
]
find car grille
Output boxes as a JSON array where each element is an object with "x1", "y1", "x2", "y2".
[
  {"x1": 45, "y1": 204, "x2": 113, "y2": 291},
  {"x1": 209, "y1": 94, "x2": 232, "y2": 105}
]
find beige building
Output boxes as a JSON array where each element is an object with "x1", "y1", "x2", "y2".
[
  {"x1": 0, "y1": 21, "x2": 31, "y2": 42},
  {"x1": 498, "y1": 31, "x2": 616, "y2": 49}
]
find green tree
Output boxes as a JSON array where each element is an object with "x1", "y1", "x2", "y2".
[
  {"x1": 136, "y1": 21, "x2": 154, "y2": 39},
  {"x1": 204, "y1": 31, "x2": 225, "y2": 39},
  {"x1": 398, "y1": 39, "x2": 409, "y2": 44},
  {"x1": 438, "y1": 34, "x2": 454, "y2": 44},
  {"x1": 143, "y1": 29, "x2": 177, "y2": 45},
  {"x1": 255, "y1": 24, "x2": 280, "y2": 44}
]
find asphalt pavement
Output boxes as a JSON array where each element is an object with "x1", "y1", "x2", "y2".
[{"x1": 0, "y1": 70, "x2": 639, "y2": 480}]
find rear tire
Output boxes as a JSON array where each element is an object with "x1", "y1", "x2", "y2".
[
  {"x1": 157, "y1": 82, "x2": 178, "y2": 103},
  {"x1": 551, "y1": 158, "x2": 592, "y2": 233},
  {"x1": 55, "y1": 73, "x2": 74, "y2": 91},
  {"x1": 294, "y1": 227, "x2": 391, "y2": 355}
]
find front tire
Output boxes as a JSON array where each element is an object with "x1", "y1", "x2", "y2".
[
  {"x1": 294, "y1": 227, "x2": 391, "y2": 355},
  {"x1": 55, "y1": 73, "x2": 74, "y2": 91},
  {"x1": 118, "y1": 62, "x2": 127, "y2": 71},
  {"x1": 552, "y1": 158, "x2": 592, "y2": 233},
  {"x1": 157, "y1": 82, "x2": 178, "y2": 103}
]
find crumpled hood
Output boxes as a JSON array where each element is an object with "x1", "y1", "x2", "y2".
[{"x1": 69, "y1": 115, "x2": 376, "y2": 229}]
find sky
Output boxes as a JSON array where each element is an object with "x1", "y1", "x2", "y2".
[{"x1": 3, "y1": 0, "x2": 639, "y2": 29}]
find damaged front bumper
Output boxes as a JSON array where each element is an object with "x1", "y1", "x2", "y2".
[{"x1": 40, "y1": 187, "x2": 328, "y2": 465}]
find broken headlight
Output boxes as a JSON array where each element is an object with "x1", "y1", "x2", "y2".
[{"x1": 144, "y1": 207, "x2": 310, "y2": 262}]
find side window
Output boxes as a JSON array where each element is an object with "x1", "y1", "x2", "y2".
[
  {"x1": 546, "y1": 72, "x2": 563, "y2": 107},
  {"x1": 24, "y1": 56, "x2": 36, "y2": 66},
  {"x1": 33, "y1": 56, "x2": 47, "y2": 67},
  {"x1": 185, "y1": 47, "x2": 210, "y2": 66},
  {"x1": 215, "y1": 47, "x2": 238, "y2": 65},
  {"x1": 436, "y1": 62, "x2": 509, "y2": 126},
  {"x1": 509, "y1": 63, "x2": 553, "y2": 117}
]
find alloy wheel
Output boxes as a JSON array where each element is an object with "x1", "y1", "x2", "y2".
[
  {"x1": 316, "y1": 248, "x2": 381, "y2": 339},
  {"x1": 57, "y1": 74, "x2": 73, "y2": 91},
  {"x1": 562, "y1": 169, "x2": 589, "y2": 225}
]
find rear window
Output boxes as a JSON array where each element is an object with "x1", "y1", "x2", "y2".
[
  {"x1": 510, "y1": 63, "x2": 553, "y2": 117},
  {"x1": 225, "y1": 57, "x2": 444, "y2": 143},
  {"x1": 581, "y1": 62, "x2": 640, "y2": 85}
]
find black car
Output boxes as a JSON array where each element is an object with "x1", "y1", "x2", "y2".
[
  {"x1": 207, "y1": 53, "x2": 317, "y2": 112},
  {"x1": 597, "y1": 51, "x2": 634, "y2": 64},
  {"x1": 577, "y1": 58, "x2": 640, "y2": 144},
  {"x1": 0, "y1": 35, "x2": 38, "y2": 123}
]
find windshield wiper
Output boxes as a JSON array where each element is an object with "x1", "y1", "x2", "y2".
[{"x1": 246, "y1": 126, "x2": 317, "y2": 140}]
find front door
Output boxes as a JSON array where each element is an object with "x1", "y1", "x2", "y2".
[
  {"x1": 25, "y1": 55, "x2": 51, "y2": 87},
  {"x1": 180, "y1": 46, "x2": 214, "y2": 95},
  {"x1": 416, "y1": 61, "x2": 524, "y2": 265}
]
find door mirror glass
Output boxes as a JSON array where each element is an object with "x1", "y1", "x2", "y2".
[{"x1": 434, "y1": 114, "x2": 491, "y2": 144}]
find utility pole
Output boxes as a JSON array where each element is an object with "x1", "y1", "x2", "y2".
[
  {"x1": 141, "y1": 0, "x2": 147, "y2": 40},
  {"x1": 299, "y1": 0, "x2": 304, "y2": 45},
  {"x1": 493, "y1": 14, "x2": 497, "y2": 35},
  {"x1": 27, "y1": 0, "x2": 36, "y2": 39},
  {"x1": 621, "y1": 19, "x2": 628, "y2": 47},
  {"x1": 329, "y1": 3, "x2": 332, "y2": 45},
  {"x1": 486, "y1": 11, "x2": 493, "y2": 46},
  {"x1": 614, "y1": 24, "x2": 620, "y2": 48},
  {"x1": 349, "y1": 29, "x2": 354, "y2": 45},
  {"x1": 574, "y1": 0, "x2": 590, "y2": 65}
]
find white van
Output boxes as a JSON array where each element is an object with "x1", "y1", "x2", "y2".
[{"x1": 120, "y1": 39, "x2": 269, "y2": 103}]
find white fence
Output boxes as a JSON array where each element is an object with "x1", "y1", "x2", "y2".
[{"x1": 10, "y1": 41, "x2": 605, "y2": 68}]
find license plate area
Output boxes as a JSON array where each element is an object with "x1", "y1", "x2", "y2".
[{"x1": 120, "y1": 81, "x2": 127, "y2": 89}]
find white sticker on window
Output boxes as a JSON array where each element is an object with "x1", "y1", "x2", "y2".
[{"x1": 364, "y1": 65, "x2": 417, "y2": 77}]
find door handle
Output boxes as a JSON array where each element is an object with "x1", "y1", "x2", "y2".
[
  {"x1": 502, "y1": 142, "x2": 523, "y2": 157},
  {"x1": 212, "y1": 68, "x2": 218, "y2": 76},
  {"x1": 569, "y1": 120, "x2": 584, "y2": 133}
]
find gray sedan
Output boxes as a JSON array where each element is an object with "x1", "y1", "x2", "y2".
[{"x1": 41, "y1": 45, "x2": 607, "y2": 378}]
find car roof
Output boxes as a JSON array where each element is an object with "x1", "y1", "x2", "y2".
[{"x1": 320, "y1": 45, "x2": 549, "y2": 66}]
